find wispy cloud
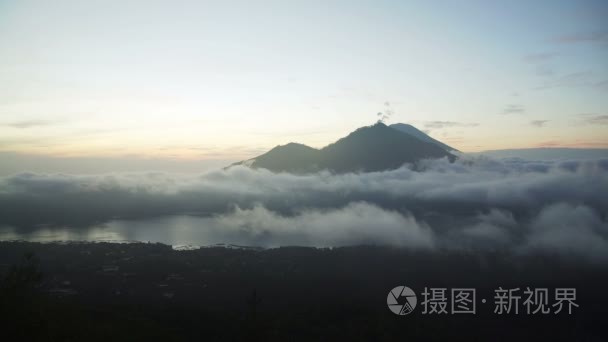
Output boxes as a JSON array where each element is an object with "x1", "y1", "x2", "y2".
[
  {"x1": 423, "y1": 121, "x2": 479, "y2": 129},
  {"x1": 595, "y1": 80, "x2": 608, "y2": 90},
  {"x1": 535, "y1": 140, "x2": 562, "y2": 148},
  {"x1": 523, "y1": 52, "x2": 559, "y2": 63},
  {"x1": 555, "y1": 31, "x2": 608, "y2": 44},
  {"x1": 535, "y1": 65, "x2": 555, "y2": 77},
  {"x1": 2, "y1": 120, "x2": 61, "y2": 129},
  {"x1": 502, "y1": 104, "x2": 525, "y2": 115},
  {"x1": 569, "y1": 141, "x2": 608, "y2": 148},
  {"x1": 157, "y1": 144, "x2": 268, "y2": 159},
  {"x1": 523, "y1": 52, "x2": 558, "y2": 77},
  {"x1": 579, "y1": 114, "x2": 608, "y2": 126},
  {"x1": 530, "y1": 120, "x2": 549, "y2": 128},
  {"x1": 535, "y1": 71, "x2": 596, "y2": 90}
]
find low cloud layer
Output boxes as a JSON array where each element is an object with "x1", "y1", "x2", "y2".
[
  {"x1": 207, "y1": 202, "x2": 435, "y2": 249},
  {"x1": 1, "y1": 157, "x2": 607, "y2": 260}
]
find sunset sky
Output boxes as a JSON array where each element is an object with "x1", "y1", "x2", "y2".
[{"x1": 1, "y1": 0, "x2": 607, "y2": 161}]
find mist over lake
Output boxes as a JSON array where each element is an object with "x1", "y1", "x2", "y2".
[{"x1": 2, "y1": 154, "x2": 606, "y2": 262}]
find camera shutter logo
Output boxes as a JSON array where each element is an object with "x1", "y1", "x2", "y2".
[{"x1": 387, "y1": 286, "x2": 417, "y2": 315}]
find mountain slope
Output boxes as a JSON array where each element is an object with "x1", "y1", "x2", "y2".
[
  {"x1": 319, "y1": 123, "x2": 455, "y2": 173},
  {"x1": 230, "y1": 123, "x2": 455, "y2": 174},
  {"x1": 230, "y1": 143, "x2": 320, "y2": 173},
  {"x1": 389, "y1": 123, "x2": 458, "y2": 152}
]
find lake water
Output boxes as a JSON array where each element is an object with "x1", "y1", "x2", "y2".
[
  {"x1": 0, "y1": 215, "x2": 256, "y2": 248},
  {"x1": 0, "y1": 211, "x2": 418, "y2": 248}
]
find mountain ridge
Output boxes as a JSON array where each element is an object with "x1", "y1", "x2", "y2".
[
  {"x1": 389, "y1": 123, "x2": 458, "y2": 152},
  {"x1": 230, "y1": 122, "x2": 456, "y2": 173}
]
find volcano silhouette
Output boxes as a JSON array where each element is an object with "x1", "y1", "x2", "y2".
[{"x1": 230, "y1": 122, "x2": 456, "y2": 173}]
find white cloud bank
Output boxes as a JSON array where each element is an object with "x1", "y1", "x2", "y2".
[{"x1": 0, "y1": 156, "x2": 607, "y2": 260}]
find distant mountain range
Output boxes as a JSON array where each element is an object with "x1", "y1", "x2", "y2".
[
  {"x1": 230, "y1": 122, "x2": 456, "y2": 173},
  {"x1": 475, "y1": 148, "x2": 608, "y2": 160}
]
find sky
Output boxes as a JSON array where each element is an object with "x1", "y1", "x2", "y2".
[{"x1": 0, "y1": 0, "x2": 607, "y2": 162}]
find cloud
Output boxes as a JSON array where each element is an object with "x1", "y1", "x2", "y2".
[
  {"x1": 578, "y1": 114, "x2": 608, "y2": 125},
  {"x1": 535, "y1": 71, "x2": 597, "y2": 90},
  {"x1": 523, "y1": 52, "x2": 559, "y2": 63},
  {"x1": 530, "y1": 120, "x2": 548, "y2": 128},
  {"x1": 523, "y1": 52, "x2": 558, "y2": 77},
  {"x1": 568, "y1": 141, "x2": 608, "y2": 148},
  {"x1": 423, "y1": 121, "x2": 479, "y2": 130},
  {"x1": 2, "y1": 120, "x2": 60, "y2": 129},
  {"x1": 450, "y1": 209, "x2": 517, "y2": 252},
  {"x1": 535, "y1": 141, "x2": 561, "y2": 148},
  {"x1": 522, "y1": 203, "x2": 608, "y2": 262},
  {"x1": 0, "y1": 156, "x2": 607, "y2": 260},
  {"x1": 502, "y1": 104, "x2": 525, "y2": 115},
  {"x1": 206, "y1": 202, "x2": 435, "y2": 248},
  {"x1": 555, "y1": 31, "x2": 608, "y2": 44},
  {"x1": 535, "y1": 65, "x2": 555, "y2": 77},
  {"x1": 596, "y1": 80, "x2": 608, "y2": 90}
]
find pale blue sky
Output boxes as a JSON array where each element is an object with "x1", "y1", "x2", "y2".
[{"x1": 0, "y1": 0, "x2": 607, "y2": 159}]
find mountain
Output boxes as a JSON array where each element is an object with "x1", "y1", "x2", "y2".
[
  {"x1": 230, "y1": 122, "x2": 456, "y2": 174},
  {"x1": 389, "y1": 123, "x2": 458, "y2": 152},
  {"x1": 475, "y1": 148, "x2": 608, "y2": 160},
  {"x1": 231, "y1": 143, "x2": 321, "y2": 173},
  {"x1": 318, "y1": 122, "x2": 455, "y2": 173}
]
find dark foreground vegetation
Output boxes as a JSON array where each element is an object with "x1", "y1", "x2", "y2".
[{"x1": 1, "y1": 241, "x2": 607, "y2": 341}]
